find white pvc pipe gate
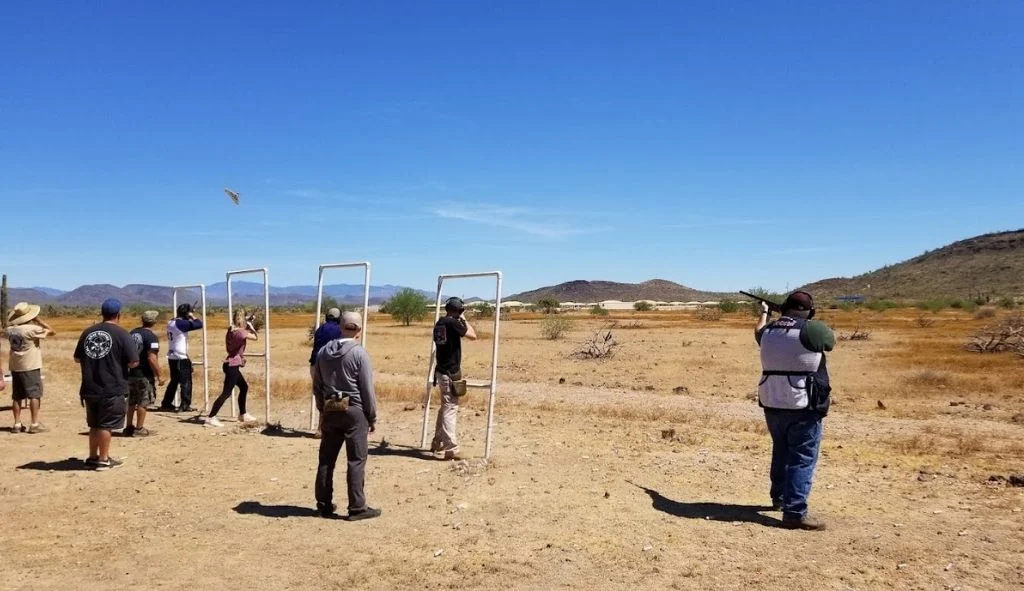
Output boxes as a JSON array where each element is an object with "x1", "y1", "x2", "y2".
[
  {"x1": 309, "y1": 261, "x2": 372, "y2": 430},
  {"x1": 419, "y1": 271, "x2": 503, "y2": 459},
  {"x1": 226, "y1": 268, "x2": 271, "y2": 424},
  {"x1": 170, "y1": 284, "x2": 210, "y2": 412}
]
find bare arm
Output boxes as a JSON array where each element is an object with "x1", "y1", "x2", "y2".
[
  {"x1": 754, "y1": 303, "x2": 770, "y2": 339},
  {"x1": 462, "y1": 317, "x2": 478, "y2": 341},
  {"x1": 147, "y1": 351, "x2": 163, "y2": 384},
  {"x1": 34, "y1": 318, "x2": 57, "y2": 337}
]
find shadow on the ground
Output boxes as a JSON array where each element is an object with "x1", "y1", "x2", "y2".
[
  {"x1": 629, "y1": 481, "x2": 782, "y2": 528},
  {"x1": 368, "y1": 441, "x2": 434, "y2": 460},
  {"x1": 233, "y1": 501, "x2": 334, "y2": 519},
  {"x1": 17, "y1": 458, "x2": 92, "y2": 472},
  {"x1": 177, "y1": 416, "x2": 205, "y2": 425},
  {"x1": 261, "y1": 425, "x2": 318, "y2": 439}
]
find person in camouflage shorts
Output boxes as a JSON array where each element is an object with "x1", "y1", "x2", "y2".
[{"x1": 126, "y1": 311, "x2": 164, "y2": 436}]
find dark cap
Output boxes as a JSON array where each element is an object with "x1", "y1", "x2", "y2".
[
  {"x1": 445, "y1": 297, "x2": 465, "y2": 312},
  {"x1": 176, "y1": 303, "x2": 192, "y2": 318},
  {"x1": 101, "y1": 298, "x2": 122, "y2": 317},
  {"x1": 782, "y1": 291, "x2": 814, "y2": 312}
]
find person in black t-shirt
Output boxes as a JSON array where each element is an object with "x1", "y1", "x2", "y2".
[
  {"x1": 73, "y1": 299, "x2": 139, "y2": 471},
  {"x1": 429, "y1": 297, "x2": 477, "y2": 459},
  {"x1": 126, "y1": 310, "x2": 164, "y2": 437}
]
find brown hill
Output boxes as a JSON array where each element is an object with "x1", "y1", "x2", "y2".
[
  {"x1": 800, "y1": 229, "x2": 1024, "y2": 300},
  {"x1": 508, "y1": 279, "x2": 726, "y2": 303}
]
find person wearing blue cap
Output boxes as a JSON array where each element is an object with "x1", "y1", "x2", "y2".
[{"x1": 73, "y1": 298, "x2": 140, "y2": 470}]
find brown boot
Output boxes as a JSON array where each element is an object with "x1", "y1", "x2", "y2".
[{"x1": 782, "y1": 513, "x2": 826, "y2": 531}]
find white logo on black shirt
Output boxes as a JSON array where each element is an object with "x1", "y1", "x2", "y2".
[{"x1": 84, "y1": 331, "x2": 114, "y2": 360}]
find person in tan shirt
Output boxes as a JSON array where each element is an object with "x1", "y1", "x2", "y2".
[{"x1": 6, "y1": 302, "x2": 56, "y2": 433}]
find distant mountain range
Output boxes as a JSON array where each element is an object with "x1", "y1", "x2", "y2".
[
  {"x1": 6, "y1": 230, "x2": 1023, "y2": 308},
  {"x1": 6, "y1": 282, "x2": 432, "y2": 308},
  {"x1": 507, "y1": 279, "x2": 729, "y2": 303}
]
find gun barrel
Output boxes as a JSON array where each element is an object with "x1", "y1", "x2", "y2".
[{"x1": 738, "y1": 291, "x2": 783, "y2": 313}]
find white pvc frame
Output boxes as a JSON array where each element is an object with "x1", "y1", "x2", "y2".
[
  {"x1": 171, "y1": 284, "x2": 210, "y2": 412},
  {"x1": 420, "y1": 271, "x2": 502, "y2": 459},
  {"x1": 226, "y1": 268, "x2": 271, "y2": 423},
  {"x1": 309, "y1": 261, "x2": 372, "y2": 429}
]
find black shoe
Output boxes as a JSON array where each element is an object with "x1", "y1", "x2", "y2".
[
  {"x1": 84, "y1": 456, "x2": 100, "y2": 467},
  {"x1": 781, "y1": 512, "x2": 826, "y2": 531},
  {"x1": 179, "y1": 407, "x2": 197, "y2": 413},
  {"x1": 94, "y1": 457, "x2": 124, "y2": 472},
  {"x1": 317, "y1": 502, "x2": 338, "y2": 518},
  {"x1": 771, "y1": 499, "x2": 783, "y2": 511},
  {"x1": 346, "y1": 507, "x2": 382, "y2": 521},
  {"x1": 123, "y1": 426, "x2": 136, "y2": 437},
  {"x1": 158, "y1": 406, "x2": 176, "y2": 412}
]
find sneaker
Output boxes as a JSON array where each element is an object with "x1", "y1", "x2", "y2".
[
  {"x1": 27, "y1": 424, "x2": 49, "y2": 434},
  {"x1": 317, "y1": 502, "x2": 338, "y2": 518},
  {"x1": 134, "y1": 427, "x2": 152, "y2": 437},
  {"x1": 442, "y1": 450, "x2": 463, "y2": 461},
  {"x1": 346, "y1": 506, "x2": 382, "y2": 521},
  {"x1": 782, "y1": 513, "x2": 827, "y2": 531},
  {"x1": 157, "y1": 405, "x2": 176, "y2": 412},
  {"x1": 204, "y1": 417, "x2": 224, "y2": 428},
  {"x1": 180, "y1": 407, "x2": 197, "y2": 413},
  {"x1": 84, "y1": 456, "x2": 100, "y2": 467},
  {"x1": 11, "y1": 423, "x2": 25, "y2": 434},
  {"x1": 239, "y1": 413, "x2": 257, "y2": 423},
  {"x1": 123, "y1": 425, "x2": 136, "y2": 437},
  {"x1": 94, "y1": 457, "x2": 124, "y2": 471}
]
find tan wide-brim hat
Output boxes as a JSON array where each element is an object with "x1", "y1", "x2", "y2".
[{"x1": 8, "y1": 302, "x2": 41, "y2": 326}]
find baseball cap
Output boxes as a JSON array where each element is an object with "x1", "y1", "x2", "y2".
[
  {"x1": 342, "y1": 311, "x2": 362, "y2": 330},
  {"x1": 101, "y1": 298, "x2": 122, "y2": 317},
  {"x1": 141, "y1": 310, "x2": 159, "y2": 323},
  {"x1": 445, "y1": 297, "x2": 466, "y2": 311},
  {"x1": 326, "y1": 307, "x2": 341, "y2": 321},
  {"x1": 782, "y1": 291, "x2": 814, "y2": 312}
]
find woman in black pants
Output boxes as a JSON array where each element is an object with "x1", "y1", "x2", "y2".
[{"x1": 205, "y1": 309, "x2": 257, "y2": 427}]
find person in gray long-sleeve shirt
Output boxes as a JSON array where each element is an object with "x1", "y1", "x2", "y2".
[{"x1": 312, "y1": 311, "x2": 381, "y2": 521}]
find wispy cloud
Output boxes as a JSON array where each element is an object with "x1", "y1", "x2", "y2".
[
  {"x1": 432, "y1": 203, "x2": 609, "y2": 239},
  {"x1": 663, "y1": 217, "x2": 775, "y2": 229}
]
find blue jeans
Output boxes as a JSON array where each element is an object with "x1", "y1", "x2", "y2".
[{"x1": 764, "y1": 409, "x2": 824, "y2": 518}]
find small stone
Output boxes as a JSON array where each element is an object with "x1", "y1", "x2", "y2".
[
  {"x1": 897, "y1": 563, "x2": 908, "y2": 570},
  {"x1": 945, "y1": 563, "x2": 954, "y2": 572},
  {"x1": 643, "y1": 545, "x2": 653, "y2": 552},
  {"x1": 433, "y1": 549, "x2": 444, "y2": 557}
]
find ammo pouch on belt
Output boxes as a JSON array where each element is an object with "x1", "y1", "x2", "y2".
[
  {"x1": 435, "y1": 370, "x2": 467, "y2": 397},
  {"x1": 322, "y1": 394, "x2": 350, "y2": 413},
  {"x1": 806, "y1": 375, "x2": 832, "y2": 416}
]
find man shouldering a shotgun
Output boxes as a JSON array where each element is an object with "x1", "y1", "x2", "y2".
[{"x1": 743, "y1": 290, "x2": 835, "y2": 531}]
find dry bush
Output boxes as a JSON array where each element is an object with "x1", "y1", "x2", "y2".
[
  {"x1": 539, "y1": 316, "x2": 574, "y2": 340},
  {"x1": 974, "y1": 307, "x2": 997, "y2": 320},
  {"x1": 839, "y1": 327, "x2": 871, "y2": 341},
  {"x1": 914, "y1": 314, "x2": 936, "y2": 329},
  {"x1": 965, "y1": 312, "x2": 1024, "y2": 354},
  {"x1": 571, "y1": 330, "x2": 618, "y2": 359},
  {"x1": 695, "y1": 308, "x2": 722, "y2": 322},
  {"x1": 606, "y1": 320, "x2": 644, "y2": 330},
  {"x1": 905, "y1": 370, "x2": 953, "y2": 388}
]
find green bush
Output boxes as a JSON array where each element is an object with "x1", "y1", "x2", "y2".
[
  {"x1": 537, "y1": 298, "x2": 560, "y2": 314},
  {"x1": 998, "y1": 297, "x2": 1017, "y2": 309},
  {"x1": 633, "y1": 301, "x2": 654, "y2": 312},
  {"x1": 718, "y1": 300, "x2": 740, "y2": 313},
  {"x1": 916, "y1": 299, "x2": 948, "y2": 313},
  {"x1": 589, "y1": 305, "x2": 609, "y2": 316},
  {"x1": 744, "y1": 287, "x2": 786, "y2": 316},
  {"x1": 950, "y1": 299, "x2": 978, "y2": 312},
  {"x1": 383, "y1": 288, "x2": 430, "y2": 326},
  {"x1": 540, "y1": 316, "x2": 574, "y2": 340},
  {"x1": 473, "y1": 302, "x2": 495, "y2": 319}
]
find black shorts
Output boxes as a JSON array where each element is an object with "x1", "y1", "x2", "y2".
[
  {"x1": 12, "y1": 369, "x2": 43, "y2": 401},
  {"x1": 84, "y1": 396, "x2": 127, "y2": 430}
]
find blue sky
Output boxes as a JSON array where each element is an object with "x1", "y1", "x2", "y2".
[{"x1": 2, "y1": 1, "x2": 1021, "y2": 296}]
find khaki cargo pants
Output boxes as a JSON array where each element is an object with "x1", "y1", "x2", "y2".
[{"x1": 431, "y1": 372, "x2": 461, "y2": 453}]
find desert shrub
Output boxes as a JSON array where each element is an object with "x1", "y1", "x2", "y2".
[
  {"x1": 998, "y1": 297, "x2": 1017, "y2": 309},
  {"x1": 383, "y1": 288, "x2": 430, "y2": 326},
  {"x1": 974, "y1": 307, "x2": 997, "y2": 320},
  {"x1": 950, "y1": 299, "x2": 978, "y2": 312},
  {"x1": 914, "y1": 313, "x2": 936, "y2": 328},
  {"x1": 537, "y1": 298, "x2": 560, "y2": 314},
  {"x1": 916, "y1": 299, "x2": 948, "y2": 312},
  {"x1": 589, "y1": 305, "x2": 609, "y2": 317},
  {"x1": 571, "y1": 330, "x2": 618, "y2": 359},
  {"x1": 473, "y1": 302, "x2": 495, "y2": 319},
  {"x1": 905, "y1": 370, "x2": 953, "y2": 387},
  {"x1": 835, "y1": 301, "x2": 857, "y2": 312},
  {"x1": 838, "y1": 327, "x2": 871, "y2": 341},
  {"x1": 866, "y1": 300, "x2": 898, "y2": 312},
  {"x1": 718, "y1": 300, "x2": 740, "y2": 313},
  {"x1": 540, "y1": 316, "x2": 574, "y2": 340},
  {"x1": 695, "y1": 307, "x2": 722, "y2": 322},
  {"x1": 633, "y1": 301, "x2": 653, "y2": 312},
  {"x1": 965, "y1": 312, "x2": 1024, "y2": 353}
]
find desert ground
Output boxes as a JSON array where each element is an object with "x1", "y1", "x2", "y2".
[{"x1": 2, "y1": 307, "x2": 1023, "y2": 590}]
